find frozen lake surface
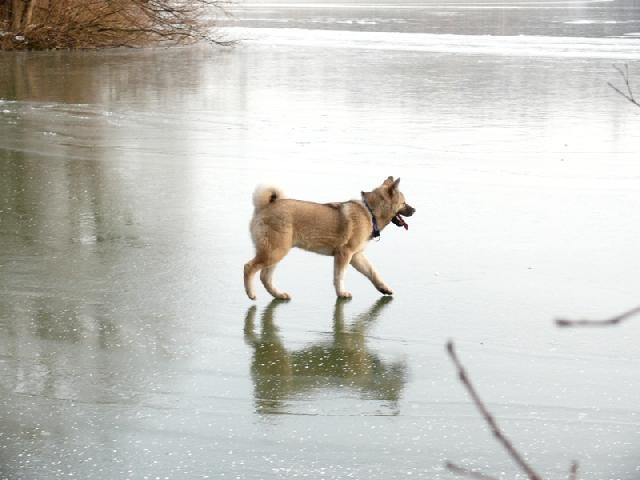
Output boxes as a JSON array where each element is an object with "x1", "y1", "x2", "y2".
[
  {"x1": 1, "y1": 1, "x2": 640, "y2": 479},
  {"x1": 223, "y1": 0, "x2": 640, "y2": 37}
]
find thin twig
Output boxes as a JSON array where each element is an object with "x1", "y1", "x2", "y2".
[
  {"x1": 445, "y1": 341, "x2": 543, "y2": 480},
  {"x1": 555, "y1": 304, "x2": 640, "y2": 327},
  {"x1": 608, "y1": 63, "x2": 640, "y2": 109},
  {"x1": 445, "y1": 462, "x2": 500, "y2": 480},
  {"x1": 568, "y1": 461, "x2": 579, "y2": 480}
]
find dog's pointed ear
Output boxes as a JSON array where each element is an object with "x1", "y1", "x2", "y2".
[
  {"x1": 383, "y1": 176, "x2": 394, "y2": 186},
  {"x1": 389, "y1": 177, "x2": 401, "y2": 192}
]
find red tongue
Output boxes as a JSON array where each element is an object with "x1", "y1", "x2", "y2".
[{"x1": 396, "y1": 214, "x2": 409, "y2": 230}]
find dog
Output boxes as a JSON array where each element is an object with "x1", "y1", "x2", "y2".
[{"x1": 243, "y1": 176, "x2": 415, "y2": 300}]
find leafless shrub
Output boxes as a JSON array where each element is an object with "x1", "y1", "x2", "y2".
[{"x1": 1, "y1": 0, "x2": 232, "y2": 50}]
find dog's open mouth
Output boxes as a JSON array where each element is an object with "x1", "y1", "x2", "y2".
[{"x1": 392, "y1": 213, "x2": 408, "y2": 230}]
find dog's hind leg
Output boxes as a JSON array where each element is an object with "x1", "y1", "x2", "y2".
[
  {"x1": 246, "y1": 243, "x2": 291, "y2": 300},
  {"x1": 350, "y1": 252, "x2": 393, "y2": 295},
  {"x1": 260, "y1": 263, "x2": 290, "y2": 300},
  {"x1": 244, "y1": 258, "x2": 264, "y2": 300}
]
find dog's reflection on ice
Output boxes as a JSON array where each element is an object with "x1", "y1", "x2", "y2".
[{"x1": 243, "y1": 297, "x2": 407, "y2": 415}]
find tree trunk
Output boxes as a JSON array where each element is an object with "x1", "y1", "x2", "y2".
[
  {"x1": 10, "y1": 0, "x2": 25, "y2": 31},
  {"x1": 8, "y1": 0, "x2": 42, "y2": 32},
  {"x1": 24, "y1": 0, "x2": 36, "y2": 26},
  {"x1": 0, "y1": 1, "x2": 8, "y2": 25}
]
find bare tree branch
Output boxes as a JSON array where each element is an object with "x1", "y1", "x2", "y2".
[
  {"x1": 568, "y1": 461, "x2": 579, "y2": 480},
  {"x1": 445, "y1": 341, "x2": 544, "y2": 480},
  {"x1": 445, "y1": 462, "x2": 500, "y2": 480},
  {"x1": 555, "y1": 304, "x2": 640, "y2": 327},
  {"x1": 608, "y1": 63, "x2": 640, "y2": 109}
]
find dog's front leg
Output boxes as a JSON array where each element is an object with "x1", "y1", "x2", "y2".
[
  {"x1": 334, "y1": 249, "x2": 354, "y2": 298},
  {"x1": 350, "y1": 252, "x2": 393, "y2": 295}
]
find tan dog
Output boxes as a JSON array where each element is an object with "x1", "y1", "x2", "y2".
[{"x1": 244, "y1": 176, "x2": 415, "y2": 300}]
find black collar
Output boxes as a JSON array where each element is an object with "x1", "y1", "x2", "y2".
[{"x1": 362, "y1": 195, "x2": 380, "y2": 239}]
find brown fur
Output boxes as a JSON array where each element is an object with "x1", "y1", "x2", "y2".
[{"x1": 244, "y1": 176, "x2": 415, "y2": 300}]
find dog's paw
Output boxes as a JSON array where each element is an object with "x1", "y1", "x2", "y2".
[
  {"x1": 338, "y1": 291, "x2": 352, "y2": 299},
  {"x1": 275, "y1": 292, "x2": 291, "y2": 301},
  {"x1": 378, "y1": 286, "x2": 393, "y2": 296}
]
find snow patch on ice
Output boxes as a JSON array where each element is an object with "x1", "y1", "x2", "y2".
[
  {"x1": 225, "y1": 27, "x2": 640, "y2": 59},
  {"x1": 564, "y1": 19, "x2": 624, "y2": 25}
]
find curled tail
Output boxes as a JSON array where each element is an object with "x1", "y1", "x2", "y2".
[{"x1": 252, "y1": 185, "x2": 284, "y2": 211}]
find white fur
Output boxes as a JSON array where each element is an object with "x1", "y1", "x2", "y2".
[{"x1": 252, "y1": 185, "x2": 285, "y2": 211}]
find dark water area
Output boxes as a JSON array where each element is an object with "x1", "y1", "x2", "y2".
[{"x1": 1, "y1": 4, "x2": 640, "y2": 479}]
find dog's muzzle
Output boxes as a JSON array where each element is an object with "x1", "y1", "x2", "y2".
[{"x1": 392, "y1": 204, "x2": 415, "y2": 230}]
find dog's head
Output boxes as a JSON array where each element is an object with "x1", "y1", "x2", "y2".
[{"x1": 364, "y1": 176, "x2": 416, "y2": 230}]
